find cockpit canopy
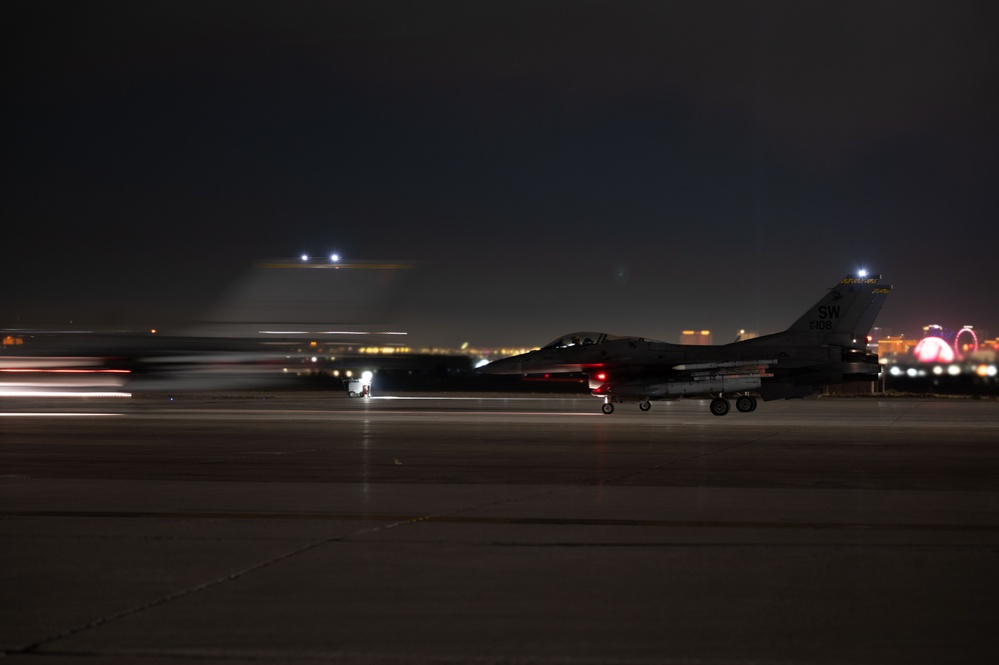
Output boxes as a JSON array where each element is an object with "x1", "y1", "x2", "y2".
[{"x1": 541, "y1": 332, "x2": 637, "y2": 349}]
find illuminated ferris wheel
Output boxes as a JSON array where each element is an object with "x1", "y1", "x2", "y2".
[{"x1": 954, "y1": 326, "x2": 978, "y2": 359}]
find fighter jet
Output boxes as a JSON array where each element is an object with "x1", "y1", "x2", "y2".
[{"x1": 480, "y1": 273, "x2": 891, "y2": 415}]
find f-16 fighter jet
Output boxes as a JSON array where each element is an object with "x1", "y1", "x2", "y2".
[{"x1": 480, "y1": 273, "x2": 891, "y2": 416}]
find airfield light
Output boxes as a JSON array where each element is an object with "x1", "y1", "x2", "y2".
[
  {"x1": 301, "y1": 254, "x2": 309, "y2": 262},
  {"x1": 858, "y1": 269, "x2": 868, "y2": 277},
  {"x1": 330, "y1": 253, "x2": 340, "y2": 263}
]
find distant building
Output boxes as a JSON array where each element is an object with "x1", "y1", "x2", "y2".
[
  {"x1": 878, "y1": 336, "x2": 917, "y2": 360},
  {"x1": 680, "y1": 330, "x2": 712, "y2": 345},
  {"x1": 1, "y1": 335, "x2": 24, "y2": 347},
  {"x1": 923, "y1": 324, "x2": 944, "y2": 338}
]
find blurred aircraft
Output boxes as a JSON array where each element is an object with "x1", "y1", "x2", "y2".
[
  {"x1": 0, "y1": 258, "x2": 417, "y2": 394},
  {"x1": 480, "y1": 274, "x2": 891, "y2": 415}
]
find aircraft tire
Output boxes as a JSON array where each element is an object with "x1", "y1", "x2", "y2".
[
  {"x1": 639, "y1": 401, "x2": 652, "y2": 412},
  {"x1": 601, "y1": 402, "x2": 615, "y2": 415},
  {"x1": 736, "y1": 395, "x2": 757, "y2": 413},
  {"x1": 710, "y1": 397, "x2": 730, "y2": 416}
]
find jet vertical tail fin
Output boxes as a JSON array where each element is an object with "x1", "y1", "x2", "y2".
[{"x1": 787, "y1": 274, "x2": 892, "y2": 339}]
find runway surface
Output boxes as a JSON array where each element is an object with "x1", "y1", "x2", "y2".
[{"x1": 2, "y1": 393, "x2": 998, "y2": 664}]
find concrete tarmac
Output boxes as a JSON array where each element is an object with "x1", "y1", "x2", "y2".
[{"x1": 2, "y1": 393, "x2": 998, "y2": 664}]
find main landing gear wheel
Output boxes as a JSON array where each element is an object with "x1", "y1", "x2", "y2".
[
  {"x1": 639, "y1": 401, "x2": 652, "y2": 412},
  {"x1": 709, "y1": 397, "x2": 730, "y2": 417},
  {"x1": 736, "y1": 395, "x2": 758, "y2": 413},
  {"x1": 601, "y1": 402, "x2": 615, "y2": 414}
]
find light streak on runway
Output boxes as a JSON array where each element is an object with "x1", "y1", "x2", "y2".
[
  {"x1": 0, "y1": 412, "x2": 125, "y2": 417},
  {"x1": 0, "y1": 390, "x2": 131, "y2": 398},
  {"x1": 368, "y1": 395, "x2": 565, "y2": 401}
]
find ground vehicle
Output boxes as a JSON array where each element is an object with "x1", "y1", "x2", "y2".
[{"x1": 345, "y1": 372, "x2": 372, "y2": 397}]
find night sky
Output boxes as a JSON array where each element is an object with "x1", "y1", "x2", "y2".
[{"x1": 4, "y1": 1, "x2": 998, "y2": 348}]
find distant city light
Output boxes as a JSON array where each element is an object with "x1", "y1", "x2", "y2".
[{"x1": 914, "y1": 337, "x2": 955, "y2": 363}]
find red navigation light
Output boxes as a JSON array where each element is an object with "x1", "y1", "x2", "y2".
[{"x1": 595, "y1": 372, "x2": 607, "y2": 381}]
